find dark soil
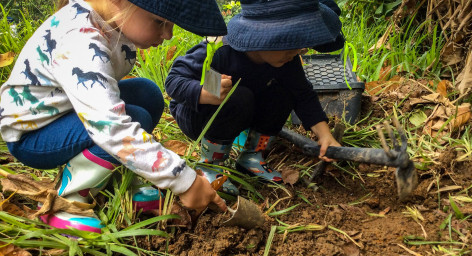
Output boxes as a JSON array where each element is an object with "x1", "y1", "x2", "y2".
[{"x1": 134, "y1": 150, "x2": 471, "y2": 256}]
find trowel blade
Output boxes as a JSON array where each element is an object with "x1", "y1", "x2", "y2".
[
  {"x1": 222, "y1": 196, "x2": 265, "y2": 229},
  {"x1": 395, "y1": 161, "x2": 418, "y2": 201}
]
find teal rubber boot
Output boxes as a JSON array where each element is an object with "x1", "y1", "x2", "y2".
[
  {"x1": 40, "y1": 149, "x2": 115, "y2": 233},
  {"x1": 236, "y1": 130, "x2": 282, "y2": 183},
  {"x1": 195, "y1": 138, "x2": 239, "y2": 196},
  {"x1": 131, "y1": 177, "x2": 163, "y2": 213}
]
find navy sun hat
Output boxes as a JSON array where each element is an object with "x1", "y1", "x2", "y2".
[
  {"x1": 127, "y1": 0, "x2": 227, "y2": 37},
  {"x1": 226, "y1": 0, "x2": 343, "y2": 52}
]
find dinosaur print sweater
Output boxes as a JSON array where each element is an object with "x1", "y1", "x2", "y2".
[{"x1": 0, "y1": 0, "x2": 196, "y2": 195}]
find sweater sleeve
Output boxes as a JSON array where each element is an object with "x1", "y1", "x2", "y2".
[
  {"x1": 52, "y1": 28, "x2": 195, "y2": 194},
  {"x1": 165, "y1": 42, "x2": 208, "y2": 112},
  {"x1": 281, "y1": 57, "x2": 328, "y2": 130}
]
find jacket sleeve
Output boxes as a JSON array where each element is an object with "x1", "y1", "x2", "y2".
[
  {"x1": 165, "y1": 42, "x2": 208, "y2": 112},
  {"x1": 281, "y1": 57, "x2": 328, "y2": 130},
  {"x1": 52, "y1": 28, "x2": 196, "y2": 195}
]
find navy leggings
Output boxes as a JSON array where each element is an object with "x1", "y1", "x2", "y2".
[
  {"x1": 170, "y1": 84, "x2": 294, "y2": 144},
  {"x1": 7, "y1": 78, "x2": 164, "y2": 169}
]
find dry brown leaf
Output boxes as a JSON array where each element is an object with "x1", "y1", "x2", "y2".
[
  {"x1": 0, "y1": 52, "x2": 15, "y2": 67},
  {"x1": 0, "y1": 200, "x2": 27, "y2": 217},
  {"x1": 166, "y1": 45, "x2": 177, "y2": 61},
  {"x1": 435, "y1": 80, "x2": 448, "y2": 97},
  {"x1": 44, "y1": 249, "x2": 66, "y2": 256},
  {"x1": 365, "y1": 81, "x2": 381, "y2": 96},
  {"x1": 458, "y1": 49, "x2": 472, "y2": 94},
  {"x1": 451, "y1": 103, "x2": 471, "y2": 129},
  {"x1": 441, "y1": 42, "x2": 463, "y2": 66},
  {"x1": 429, "y1": 185, "x2": 462, "y2": 194},
  {"x1": 368, "y1": 24, "x2": 393, "y2": 53},
  {"x1": 163, "y1": 140, "x2": 189, "y2": 156},
  {"x1": 421, "y1": 93, "x2": 442, "y2": 103},
  {"x1": 162, "y1": 115, "x2": 176, "y2": 123},
  {"x1": 282, "y1": 168, "x2": 299, "y2": 185},
  {"x1": 1, "y1": 173, "x2": 95, "y2": 218},
  {"x1": 0, "y1": 242, "x2": 32, "y2": 256},
  {"x1": 379, "y1": 207, "x2": 391, "y2": 216},
  {"x1": 378, "y1": 66, "x2": 392, "y2": 81}
]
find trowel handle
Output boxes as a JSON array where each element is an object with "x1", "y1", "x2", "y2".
[
  {"x1": 208, "y1": 200, "x2": 236, "y2": 214},
  {"x1": 279, "y1": 127, "x2": 410, "y2": 168}
]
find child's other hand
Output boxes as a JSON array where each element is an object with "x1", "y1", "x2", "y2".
[
  {"x1": 310, "y1": 121, "x2": 341, "y2": 162},
  {"x1": 317, "y1": 134, "x2": 340, "y2": 162},
  {"x1": 178, "y1": 175, "x2": 227, "y2": 215}
]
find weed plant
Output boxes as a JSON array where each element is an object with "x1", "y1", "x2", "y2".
[{"x1": 341, "y1": 11, "x2": 444, "y2": 82}]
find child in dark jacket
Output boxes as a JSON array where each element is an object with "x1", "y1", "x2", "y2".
[{"x1": 165, "y1": 0, "x2": 344, "y2": 195}]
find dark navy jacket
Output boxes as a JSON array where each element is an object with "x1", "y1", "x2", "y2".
[{"x1": 165, "y1": 41, "x2": 328, "y2": 131}]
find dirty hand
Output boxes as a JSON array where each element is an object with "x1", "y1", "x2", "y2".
[
  {"x1": 310, "y1": 121, "x2": 341, "y2": 162},
  {"x1": 198, "y1": 74, "x2": 232, "y2": 105},
  {"x1": 178, "y1": 175, "x2": 227, "y2": 215}
]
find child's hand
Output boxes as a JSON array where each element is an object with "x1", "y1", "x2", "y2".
[
  {"x1": 178, "y1": 175, "x2": 227, "y2": 215},
  {"x1": 199, "y1": 74, "x2": 232, "y2": 105},
  {"x1": 317, "y1": 133, "x2": 341, "y2": 162},
  {"x1": 310, "y1": 121, "x2": 341, "y2": 162},
  {"x1": 219, "y1": 74, "x2": 233, "y2": 101}
]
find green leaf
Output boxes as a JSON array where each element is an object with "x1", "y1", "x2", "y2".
[
  {"x1": 449, "y1": 195, "x2": 464, "y2": 219},
  {"x1": 268, "y1": 204, "x2": 300, "y2": 216},
  {"x1": 409, "y1": 111, "x2": 427, "y2": 127},
  {"x1": 263, "y1": 226, "x2": 277, "y2": 256},
  {"x1": 104, "y1": 229, "x2": 169, "y2": 240},
  {"x1": 122, "y1": 214, "x2": 179, "y2": 231},
  {"x1": 109, "y1": 244, "x2": 138, "y2": 256}
]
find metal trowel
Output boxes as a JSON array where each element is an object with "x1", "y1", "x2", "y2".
[
  {"x1": 209, "y1": 177, "x2": 265, "y2": 229},
  {"x1": 221, "y1": 196, "x2": 265, "y2": 229}
]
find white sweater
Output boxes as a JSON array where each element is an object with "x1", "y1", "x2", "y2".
[{"x1": 0, "y1": 0, "x2": 196, "y2": 194}]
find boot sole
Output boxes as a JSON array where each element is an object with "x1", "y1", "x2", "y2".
[{"x1": 235, "y1": 163, "x2": 283, "y2": 183}]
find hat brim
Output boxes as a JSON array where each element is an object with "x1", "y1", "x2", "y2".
[
  {"x1": 312, "y1": 32, "x2": 345, "y2": 53},
  {"x1": 226, "y1": 4, "x2": 341, "y2": 51},
  {"x1": 128, "y1": 0, "x2": 227, "y2": 37}
]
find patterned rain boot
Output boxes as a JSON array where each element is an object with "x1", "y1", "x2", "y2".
[
  {"x1": 195, "y1": 138, "x2": 239, "y2": 196},
  {"x1": 39, "y1": 149, "x2": 114, "y2": 233},
  {"x1": 131, "y1": 177, "x2": 163, "y2": 213},
  {"x1": 236, "y1": 130, "x2": 282, "y2": 183}
]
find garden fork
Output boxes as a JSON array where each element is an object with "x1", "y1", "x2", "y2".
[{"x1": 278, "y1": 117, "x2": 418, "y2": 200}]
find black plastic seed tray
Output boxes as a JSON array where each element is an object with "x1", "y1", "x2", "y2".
[{"x1": 292, "y1": 54, "x2": 365, "y2": 125}]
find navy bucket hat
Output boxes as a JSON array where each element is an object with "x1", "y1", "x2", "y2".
[
  {"x1": 127, "y1": 0, "x2": 227, "y2": 36},
  {"x1": 226, "y1": 0, "x2": 343, "y2": 52}
]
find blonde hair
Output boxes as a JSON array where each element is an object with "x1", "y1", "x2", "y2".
[{"x1": 55, "y1": 0, "x2": 138, "y2": 28}]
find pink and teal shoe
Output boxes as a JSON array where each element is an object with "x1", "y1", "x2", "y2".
[
  {"x1": 39, "y1": 211, "x2": 104, "y2": 234},
  {"x1": 132, "y1": 186, "x2": 162, "y2": 213},
  {"x1": 40, "y1": 149, "x2": 114, "y2": 234}
]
